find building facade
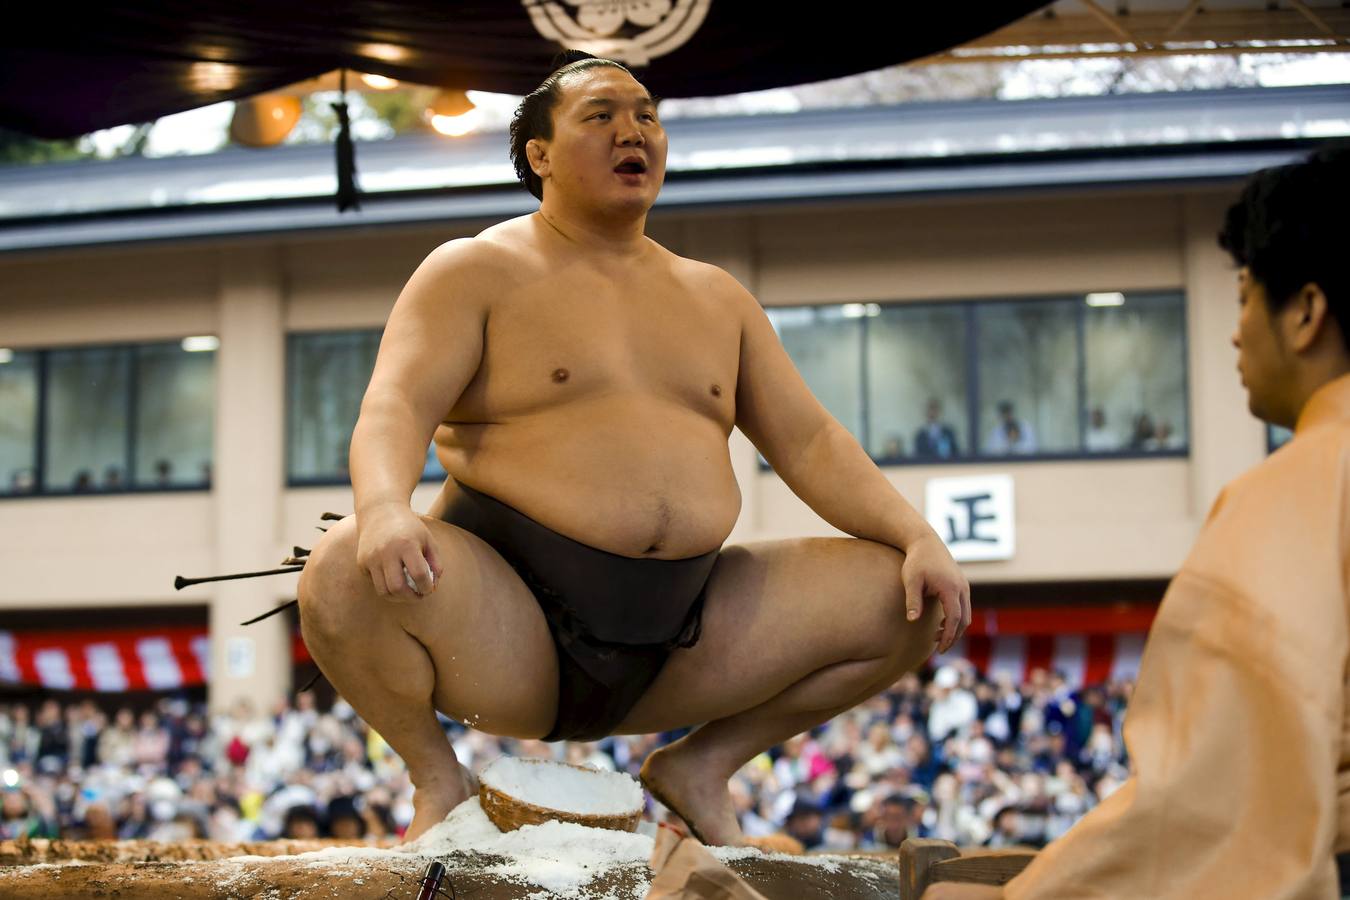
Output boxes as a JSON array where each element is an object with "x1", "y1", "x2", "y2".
[{"x1": 0, "y1": 86, "x2": 1343, "y2": 710}]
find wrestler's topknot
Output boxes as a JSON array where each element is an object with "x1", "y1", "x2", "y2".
[{"x1": 509, "y1": 50, "x2": 634, "y2": 201}]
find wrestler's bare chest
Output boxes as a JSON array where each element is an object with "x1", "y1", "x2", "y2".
[
  {"x1": 450, "y1": 255, "x2": 740, "y2": 427},
  {"x1": 431, "y1": 245, "x2": 745, "y2": 558}
]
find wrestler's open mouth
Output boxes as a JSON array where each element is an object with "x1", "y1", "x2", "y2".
[{"x1": 614, "y1": 158, "x2": 647, "y2": 175}]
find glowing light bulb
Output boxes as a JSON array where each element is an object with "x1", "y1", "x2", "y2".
[{"x1": 360, "y1": 73, "x2": 400, "y2": 90}]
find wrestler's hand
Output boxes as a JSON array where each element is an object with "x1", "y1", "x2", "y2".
[
  {"x1": 901, "y1": 532, "x2": 971, "y2": 654},
  {"x1": 354, "y1": 503, "x2": 443, "y2": 601}
]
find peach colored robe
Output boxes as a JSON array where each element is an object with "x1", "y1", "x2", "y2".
[{"x1": 1005, "y1": 373, "x2": 1350, "y2": 900}]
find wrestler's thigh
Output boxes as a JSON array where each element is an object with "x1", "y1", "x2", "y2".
[
  {"x1": 616, "y1": 537, "x2": 938, "y2": 734},
  {"x1": 303, "y1": 515, "x2": 558, "y2": 739}
]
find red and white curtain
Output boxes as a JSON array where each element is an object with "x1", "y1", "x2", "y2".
[
  {"x1": 932, "y1": 604, "x2": 1156, "y2": 687},
  {"x1": 0, "y1": 627, "x2": 313, "y2": 692},
  {"x1": 0, "y1": 605, "x2": 1155, "y2": 692}
]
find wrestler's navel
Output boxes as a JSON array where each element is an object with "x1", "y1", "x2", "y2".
[
  {"x1": 710, "y1": 384, "x2": 722, "y2": 398},
  {"x1": 552, "y1": 368, "x2": 569, "y2": 383}
]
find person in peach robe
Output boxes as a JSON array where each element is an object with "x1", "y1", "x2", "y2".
[{"x1": 927, "y1": 144, "x2": 1350, "y2": 899}]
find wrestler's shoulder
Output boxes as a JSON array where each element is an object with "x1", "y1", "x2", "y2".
[
  {"x1": 1203, "y1": 422, "x2": 1350, "y2": 533},
  {"x1": 659, "y1": 247, "x2": 757, "y2": 308},
  {"x1": 417, "y1": 219, "x2": 543, "y2": 278}
]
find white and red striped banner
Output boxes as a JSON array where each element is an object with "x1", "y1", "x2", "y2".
[
  {"x1": 0, "y1": 605, "x2": 1155, "y2": 693},
  {"x1": 0, "y1": 627, "x2": 313, "y2": 692},
  {"x1": 932, "y1": 604, "x2": 1156, "y2": 688}
]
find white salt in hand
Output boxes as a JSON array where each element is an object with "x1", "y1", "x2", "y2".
[{"x1": 403, "y1": 562, "x2": 435, "y2": 594}]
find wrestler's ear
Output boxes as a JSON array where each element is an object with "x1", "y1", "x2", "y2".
[
  {"x1": 526, "y1": 138, "x2": 550, "y2": 181},
  {"x1": 1285, "y1": 282, "x2": 1332, "y2": 354}
]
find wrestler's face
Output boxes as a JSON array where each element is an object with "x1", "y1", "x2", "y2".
[
  {"x1": 1232, "y1": 267, "x2": 1295, "y2": 426},
  {"x1": 530, "y1": 67, "x2": 667, "y2": 214}
]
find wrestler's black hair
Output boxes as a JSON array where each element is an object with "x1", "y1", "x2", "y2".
[
  {"x1": 1217, "y1": 142, "x2": 1350, "y2": 351},
  {"x1": 509, "y1": 50, "x2": 635, "y2": 201}
]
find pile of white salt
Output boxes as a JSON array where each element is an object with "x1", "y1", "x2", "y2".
[
  {"x1": 408, "y1": 797, "x2": 664, "y2": 896},
  {"x1": 224, "y1": 758, "x2": 831, "y2": 899},
  {"x1": 479, "y1": 756, "x2": 644, "y2": 817},
  {"x1": 407, "y1": 758, "x2": 659, "y2": 896}
]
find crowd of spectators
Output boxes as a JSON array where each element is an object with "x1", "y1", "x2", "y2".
[{"x1": 0, "y1": 661, "x2": 1133, "y2": 852}]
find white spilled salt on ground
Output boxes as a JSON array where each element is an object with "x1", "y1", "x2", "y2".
[
  {"x1": 215, "y1": 755, "x2": 873, "y2": 899},
  {"x1": 409, "y1": 798, "x2": 653, "y2": 896},
  {"x1": 402, "y1": 797, "x2": 862, "y2": 894},
  {"x1": 480, "y1": 756, "x2": 644, "y2": 816},
  {"x1": 217, "y1": 799, "x2": 656, "y2": 897}
]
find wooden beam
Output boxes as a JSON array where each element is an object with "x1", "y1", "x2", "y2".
[
  {"x1": 1163, "y1": 0, "x2": 1205, "y2": 39},
  {"x1": 915, "y1": 43, "x2": 1344, "y2": 64},
  {"x1": 1287, "y1": 0, "x2": 1347, "y2": 42},
  {"x1": 959, "y1": 9, "x2": 1350, "y2": 48},
  {"x1": 900, "y1": 839, "x2": 961, "y2": 900},
  {"x1": 931, "y1": 849, "x2": 1039, "y2": 887},
  {"x1": 1076, "y1": 0, "x2": 1147, "y2": 46},
  {"x1": 899, "y1": 840, "x2": 1039, "y2": 899}
]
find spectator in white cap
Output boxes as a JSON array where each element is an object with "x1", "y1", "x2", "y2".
[{"x1": 928, "y1": 666, "x2": 978, "y2": 742}]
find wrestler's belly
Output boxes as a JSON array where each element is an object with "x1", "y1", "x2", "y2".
[{"x1": 429, "y1": 402, "x2": 741, "y2": 559}]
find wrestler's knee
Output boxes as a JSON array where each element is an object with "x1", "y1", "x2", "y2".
[
  {"x1": 905, "y1": 597, "x2": 943, "y2": 666},
  {"x1": 853, "y1": 540, "x2": 939, "y2": 658},
  {"x1": 297, "y1": 516, "x2": 368, "y2": 638}
]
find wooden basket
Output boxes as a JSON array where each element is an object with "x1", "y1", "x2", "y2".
[{"x1": 478, "y1": 759, "x2": 643, "y2": 834}]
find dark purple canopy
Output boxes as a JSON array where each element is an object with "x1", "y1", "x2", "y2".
[{"x1": 2, "y1": 1, "x2": 1047, "y2": 138}]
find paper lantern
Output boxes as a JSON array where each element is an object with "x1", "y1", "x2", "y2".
[{"x1": 229, "y1": 94, "x2": 303, "y2": 147}]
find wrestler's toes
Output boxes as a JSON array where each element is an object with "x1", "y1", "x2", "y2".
[
  {"x1": 403, "y1": 778, "x2": 473, "y2": 844},
  {"x1": 745, "y1": 834, "x2": 803, "y2": 855},
  {"x1": 640, "y1": 745, "x2": 744, "y2": 847}
]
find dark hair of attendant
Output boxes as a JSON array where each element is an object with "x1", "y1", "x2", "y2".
[
  {"x1": 508, "y1": 50, "x2": 637, "y2": 201},
  {"x1": 1217, "y1": 143, "x2": 1350, "y2": 351}
]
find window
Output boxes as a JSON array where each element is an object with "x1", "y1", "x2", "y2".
[
  {"x1": 760, "y1": 291, "x2": 1188, "y2": 467},
  {"x1": 44, "y1": 346, "x2": 132, "y2": 492},
  {"x1": 288, "y1": 331, "x2": 380, "y2": 482},
  {"x1": 1268, "y1": 424, "x2": 1293, "y2": 452},
  {"x1": 1084, "y1": 293, "x2": 1188, "y2": 453},
  {"x1": 0, "y1": 350, "x2": 38, "y2": 495},
  {"x1": 976, "y1": 301, "x2": 1079, "y2": 456},
  {"x1": 0, "y1": 340, "x2": 216, "y2": 498},
  {"x1": 287, "y1": 330, "x2": 447, "y2": 484},
  {"x1": 867, "y1": 304, "x2": 968, "y2": 461},
  {"x1": 766, "y1": 306, "x2": 864, "y2": 441},
  {"x1": 134, "y1": 343, "x2": 215, "y2": 488}
]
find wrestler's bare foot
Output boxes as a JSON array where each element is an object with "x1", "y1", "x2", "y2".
[
  {"x1": 640, "y1": 742, "x2": 744, "y2": 847},
  {"x1": 403, "y1": 765, "x2": 477, "y2": 843}
]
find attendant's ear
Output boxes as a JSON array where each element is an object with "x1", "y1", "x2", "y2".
[
  {"x1": 526, "y1": 139, "x2": 550, "y2": 181},
  {"x1": 1286, "y1": 282, "x2": 1331, "y2": 353}
]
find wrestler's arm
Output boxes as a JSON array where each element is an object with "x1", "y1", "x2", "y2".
[
  {"x1": 727, "y1": 274, "x2": 971, "y2": 649},
  {"x1": 349, "y1": 239, "x2": 491, "y2": 599}
]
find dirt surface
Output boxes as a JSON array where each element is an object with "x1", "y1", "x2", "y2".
[{"x1": 0, "y1": 838, "x2": 901, "y2": 899}]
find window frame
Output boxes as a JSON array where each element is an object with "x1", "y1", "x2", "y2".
[
  {"x1": 285, "y1": 328, "x2": 447, "y2": 488},
  {"x1": 762, "y1": 291, "x2": 1191, "y2": 470},
  {"x1": 0, "y1": 339, "x2": 216, "y2": 500}
]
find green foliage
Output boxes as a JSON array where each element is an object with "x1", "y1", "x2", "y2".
[
  {"x1": 364, "y1": 89, "x2": 434, "y2": 136},
  {"x1": 0, "y1": 123, "x2": 155, "y2": 166},
  {"x1": 281, "y1": 88, "x2": 435, "y2": 146},
  {"x1": 0, "y1": 128, "x2": 88, "y2": 165}
]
